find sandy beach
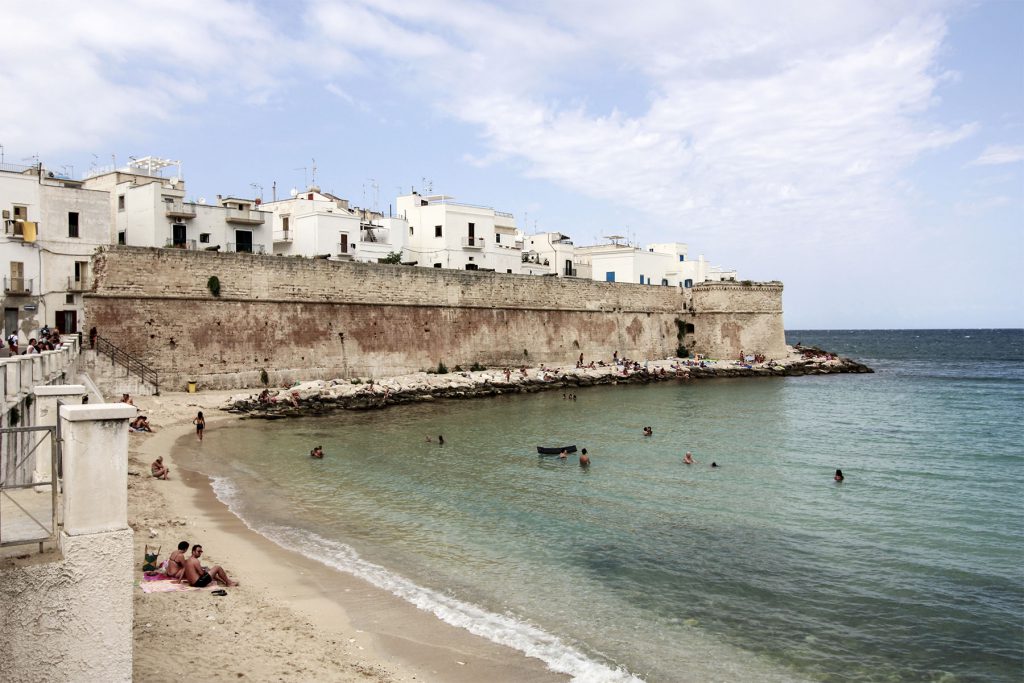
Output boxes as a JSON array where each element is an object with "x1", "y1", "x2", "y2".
[{"x1": 128, "y1": 389, "x2": 567, "y2": 683}]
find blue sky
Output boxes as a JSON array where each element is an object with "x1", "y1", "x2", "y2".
[{"x1": 3, "y1": 0, "x2": 1021, "y2": 328}]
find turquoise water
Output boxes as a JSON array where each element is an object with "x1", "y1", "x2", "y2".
[{"x1": 182, "y1": 330, "x2": 1023, "y2": 682}]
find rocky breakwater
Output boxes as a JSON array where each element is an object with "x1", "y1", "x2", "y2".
[{"x1": 223, "y1": 348, "x2": 872, "y2": 419}]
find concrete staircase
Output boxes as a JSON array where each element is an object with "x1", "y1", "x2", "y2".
[{"x1": 78, "y1": 348, "x2": 158, "y2": 398}]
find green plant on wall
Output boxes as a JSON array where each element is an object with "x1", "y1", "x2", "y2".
[
  {"x1": 207, "y1": 275, "x2": 221, "y2": 297},
  {"x1": 436, "y1": 361, "x2": 449, "y2": 374},
  {"x1": 379, "y1": 251, "x2": 403, "y2": 264}
]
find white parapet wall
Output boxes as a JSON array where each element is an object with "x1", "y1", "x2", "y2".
[{"x1": 0, "y1": 401, "x2": 136, "y2": 683}]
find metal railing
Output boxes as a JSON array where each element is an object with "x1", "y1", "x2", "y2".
[
  {"x1": 67, "y1": 275, "x2": 91, "y2": 291},
  {"x1": 272, "y1": 230, "x2": 292, "y2": 242},
  {"x1": 164, "y1": 238, "x2": 197, "y2": 250},
  {"x1": 3, "y1": 277, "x2": 33, "y2": 294},
  {"x1": 0, "y1": 424, "x2": 60, "y2": 551},
  {"x1": 461, "y1": 236, "x2": 484, "y2": 248},
  {"x1": 227, "y1": 242, "x2": 266, "y2": 254},
  {"x1": 93, "y1": 335, "x2": 159, "y2": 394}
]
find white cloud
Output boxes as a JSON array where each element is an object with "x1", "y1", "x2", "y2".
[
  {"x1": 969, "y1": 145, "x2": 1024, "y2": 166},
  {"x1": 0, "y1": 0, "x2": 288, "y2": 153}
]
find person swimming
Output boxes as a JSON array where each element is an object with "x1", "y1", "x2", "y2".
[
  {"x1": 579, "y1": 448, "x2": 590, "y2": 466},
  {"x1": 310, "y1": 446, "x2": 324, "y2": 459},
  {"x1": 643, "y1": 426, "x2": 653, "y2": 436},
  {"x1": 834, "y1": 468, "x2": 844, "y2": 482},
  {"x1": 683, "y1": 452, "x2": 695, "y2": 464},
  {"x1": 710, "y1": 461, "x2": 719, "y2": 468}
]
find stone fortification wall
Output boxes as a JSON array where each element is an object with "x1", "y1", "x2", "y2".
[
  {"x1": 687, "y1": 282, "x2": 788, "y2": 359},
  {"x1": 85, "y1": 247, "x2": 786, "y2": 389}
]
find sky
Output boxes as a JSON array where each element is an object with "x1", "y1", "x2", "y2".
[{"x1": 2, "y1": 0, "x2": 1021, "y2": 329}]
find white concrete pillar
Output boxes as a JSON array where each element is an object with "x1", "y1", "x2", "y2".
[
  {"x1": 18, "y1": 355, "x2": 33, "y2": 395},
  {"x1": 31, "y1": 384, "x2": 86, "y2": 484},
  {"x1": 0, "y1": 358, "x2": 16, "y2": 405},
  {"x1": 59, "y1": 403, "x2": 136, "y2": 536},
  {"x1": 30, "y1": 353, "x2": 42, "y2": 384}
]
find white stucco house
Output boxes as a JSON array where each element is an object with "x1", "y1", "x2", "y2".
[
  {"x1": 576, "y1": 241, "x2": 738, "y2": 287},
  {"x1": 396, "y1": 192, "x2": 522, "y2": 272},
  {"x1": 0, "y1": 163, "x2": 110, "y2": 340},
  {"x1": 521, "y1": 232, "x2": 593, "y2": 278}
]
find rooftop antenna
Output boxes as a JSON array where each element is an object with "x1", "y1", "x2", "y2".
[
  {"x1": 421, "y1": 177, "x2": 433, "y2": 193},
  {"x1": 294, "y1": 167, "x2": 307, "y2": 188},
  {"x1": 310, "y1": 158, "x2": 317, "y2": 187},
  {"x1": 250, "y1": 183, "x2": 263, "y2": 201}
]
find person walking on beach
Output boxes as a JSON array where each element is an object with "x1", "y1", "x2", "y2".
[{"x1": 193, "y1": 411, "x2": 205, "y2": 441}]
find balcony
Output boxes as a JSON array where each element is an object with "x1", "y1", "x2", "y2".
[
  {"x1": 225, "y1": 208, "x2": 266, "y2": 225},
  {"x1": 461, "y1": 236, "x2": 484, "y2": 249},
  {"x1": 563, "y1": 267, "x2": 577, "y2": 277},
  {"x1": 4, "y1": 219, "x2": 24, "y2": 237},
  {"x1": 67, "y1": 275, "x2": 91, "y2": 291},
  {"x1": 360, "y1": 225, "x2": 389, "y2": 243},
  {"x1": 4, "y1": 277, "x2": 33, "y2": 295},
  {"x1": 165, "y1": 202, "x2": 196, "y2": 219},
  {"x1": 164, "y1": 238, "x2": 197, "y2": 250},
  {"x1": 227, "y1": 243, "x2": 266, "y2": 254},
  {"x1": 273, "y1": 230, "x2": 292, "y2": 243}
]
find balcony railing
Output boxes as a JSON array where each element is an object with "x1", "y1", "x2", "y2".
[
  {"x1": 4, "y1": 219, "x2": 24, "y2": 236},
  {"x1": 164, "y1": 238, "x2": 197, "y2": 250},
  {"x1": 4, "y1": 277, "x2": 33, "y2": 294},
  {"x1": 227, "y1": 242, "x2": 266, "y2": 254},
  {"x1": 335, "y1": 243, "x2": 355, "y2": 257},
  {"x1": 461, "y1": 236, "x2": 484, "y2": 248},
  {"x1": 164, "y1": 202, "x2": 196, "y2": 218},
  {"x1": 563, "y1": 267, "x2": 578, "y2": 277},
  {"x1": 225, "y1": 208, "x2": 266, "y2": 224},
  {"x1": 67, "y1": 275, "x2": 91, "y2": 291},
  {"x1": 273, "y1": 230, "x2": 292, "y2": 242}
]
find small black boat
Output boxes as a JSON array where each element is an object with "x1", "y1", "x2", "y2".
[{"x1": 537, "y1": 445, "x2": 577, "y2": 455}]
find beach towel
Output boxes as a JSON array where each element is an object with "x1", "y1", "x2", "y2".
[{"x1": 139, "y1": 575, "x2": 217, "y2": 594}]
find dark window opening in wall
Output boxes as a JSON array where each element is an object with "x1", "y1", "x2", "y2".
[
  {"x1": 13, "y1": 205, "x2": 27, "y2": 220},
  {"x1": 506, "y1": 269, "x2": 512, "y2": 273},
  {"x1": 118, "y1": 231, "x2": 126, "y2": 245},
  {"x1": 468, "y1": 222, "x2": 475, "y2": 238},
  {"x1": 282, "y1": 216, "x2": 290, "y2": 230},
  {"x1": 495, "y1": 233, "x2": 501, "y2": 243},
  {"x1": 68, "y1": 212, "x2": 79, "y2": 238},
  {"x1": 640, "y1": 275, "x2": 645, "y2": 284},
  {"x1": 433, "y1": 263, "x2": 442, "y2": 268},
  {"x1": 661, "y1": 279, "x2": 669, "y2": 286},
  {"x1": 434, "y1": 225, "x2": 442, "y2": 237},
  {"x1": 118, "y1": 195, "x2": 125, "y2": 211},
  {"x1": 468, "y1": 256, "x2": 474, "y2": 261},
  {"x1": 199, "y1": 233, "x2": 211, "y2": 243},
  {"x1": 65, "y1": 294, "x2": 75, "y2": 305},
  {"x1": 465, "y1": 263, "x2": 478, "y2": 270},
  {"x1": 606, "y1": 272, "x2": 615, "y2": 282},
  {"x1": 74, "y1": 261, "x2": 86, "y2": 283},
  {"x1": 235, "y1": 230, "x2": 253, "y2": 253},
  {"x1": 684, "y1": 323, "x2": 695, "y2": 334},
  {"x1": 684, "y1": 279, "x2": 693, "y2": 288},
  {"x1": 409, "y1": 226, "x2": 414, "y2": 235},
  {"x1": 679, "y1": 255, "x2": 685, "y2": 261}
]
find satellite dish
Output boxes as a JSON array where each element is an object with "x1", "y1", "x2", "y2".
[
  {"x1": 170, "y1": 177, "x2": 180, "y2": 185},
  {"x1": 290, "y1": 188, "x2": 298, "y2": 197},
  {"x1": 198, "y1": 197, "x2": 206, "y2": 204}
]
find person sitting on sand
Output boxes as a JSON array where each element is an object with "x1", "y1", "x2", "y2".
[
  {"x1": 131, "y1": 415, "x2": 153, "y2": 432},
  {"x1": 181, "y1": 545, "x2": 236, "y2": 587},
  {"x1": 121, "y1": 393, "x2": 135, "y2": 406},
  {"x1": 310, "y1": 445, "x2": 324, "y2": 459},
  {"x1": 151, "y1": 456, "x2": 169, "y2": 479},
  {"x1": 579, "y1": 448, "x2": 590, "y2": 467},
  {"x1": 164, "y1": 541, "x2": 189, "y2": 578},
  {"x1": 834, "y1": 468, "x2": 844, "y2": 482},
  {"x1": 683, "y1": 452, "x2": 695, "y2": 465}
]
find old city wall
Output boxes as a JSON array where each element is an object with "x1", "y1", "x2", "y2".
[
  {"x1": 85, "y1": 247, "x2": 786, "y2": 389},
  {"x1": 687, "y1": 282, "x2": 788, "y2": 360}
]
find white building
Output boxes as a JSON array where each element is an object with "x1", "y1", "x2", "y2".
[
  {"x1": 81, "y1": 157, "x2": 272, "y2": 255},
  {"x1": 521, "y1": 232, "x2": 593, "y2": 278},
  {"x1": 577, "y1": 240, "x2": 737, "y2": 287},
  {"x1": 260, "y1": 187, "x2": 407, "y2": 262},
  {"x1": 396, "y1": 192, "x2": 521, "y2": 272},
  {"x1": 0, "y1": 163, "x2": 110, "y2": 340}
]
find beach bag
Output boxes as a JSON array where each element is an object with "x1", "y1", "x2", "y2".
[{"x1": 142, "y1": 544, "x2": 161, "y2": 572}]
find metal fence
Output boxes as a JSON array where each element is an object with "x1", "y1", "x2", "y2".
[{"x1": 0, "y1": 424, "x2": 60, "y2": 551}]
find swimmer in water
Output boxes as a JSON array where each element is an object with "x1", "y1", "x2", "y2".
[
  {"x1": 683, "y1": 452, "x2": 695, "y2": 465},
  {"x1": 834, "y1": 468, "x2": 844, "y2": 482},
  {"x1": 579, "y1": 448, "x2": 590, "y2": 467}
]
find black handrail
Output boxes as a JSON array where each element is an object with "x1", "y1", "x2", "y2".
[{"x1": 92, "y1": 335, "x2": 160, "y2": 394}]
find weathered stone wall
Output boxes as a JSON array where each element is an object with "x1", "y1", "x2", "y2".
[
  {"x1": 687, "y1": 282, "x2": 788, "y2": 359},
  {"x1": 85, "y1": 247, "x2": 787, "y2": 389}
]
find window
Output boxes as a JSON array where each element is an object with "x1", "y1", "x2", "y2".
[
  {"x1": 468, "y1": 256, "x2": 474, "y2": 261},
  {"x1": 661, "y1": 279, "x2": 669, "y2": 286},
  {"x1": 495, "y1": 233, "x2": 501, "y2": 243},
  {"x1": 68, "y1": 212, "x2": 79, "y2": 238},
  {"x1": 65, "y1": 294, "x2": 75, "y2": 305},
  {"x1": 118, "y1": 195, "x2": 125, "y2": 211},
  {"x1": 118, "y1": 231, "x2": 126, "y2": 245},
  {"x1": 282, "y1": 216, "x2": 290, "y2": 231},
  {"x1": 639, "y1": 275, "x2": 645, "y2": 285},
  {"x1": 435, "y1": 225, "x2": 442, "y2": 237},
  {"x1": 433, "y1": 263, "x2": 442, "y2": 268},
  {"x1": 199, "y1": 233, "x2": 211, "y2": 243},
  {"x1": 409, "y1": 226, "x2": 414, "y2": 236},
  {"x1": 605, "y1": 272, "x2": 615, "y2": 282},
  {"x1": 506, "y1": 269, "x2": 512, "y2": 273},
  {"x1": 679, "y1": 255, "x2": 685, "y2": 262},
  {"x1": 684, "y1": 279, "x2": 693, "y2": 288},
  {"x1": 74, "y1": 261, "x2": 87, "y2": 283},
  {"x1": 13, "y1": 205, "x2": 27, "y2": 220},
  {"x1": 465, "y1": 263, "x2": 478, "y2": 270}
]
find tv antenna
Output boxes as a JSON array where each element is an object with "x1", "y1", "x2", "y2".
[
  {"x1": 294, "y1": 166, "x2": 307, "y2": 188},
  {"x1": 310, "y1": 158, "x2": 317, "y2": 187},
  {"x1": 421, "y1": 177, "x2": 433, "y2": 193},
  {"x1": 250, "y1": 183, "x2": 263, "y2": 201}
]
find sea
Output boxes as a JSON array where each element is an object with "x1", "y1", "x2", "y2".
[{"x1": 176, "y1": 329, "x2": 1023, "y2": 682}]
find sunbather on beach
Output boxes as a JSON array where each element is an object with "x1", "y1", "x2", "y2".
[
  {"x1": 181, "y1": 545, "x2": 237, "y2": 587},
  {"x1": 151, "y1": 456, "x2": 169, "y2": 479},
  {"x1": 165, "y1": 541, "x2": 189, "y2": 578}
]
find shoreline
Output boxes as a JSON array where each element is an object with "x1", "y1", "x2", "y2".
[{"x1": 129, "y1": 391, "x2": 567, "y2": 682}]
